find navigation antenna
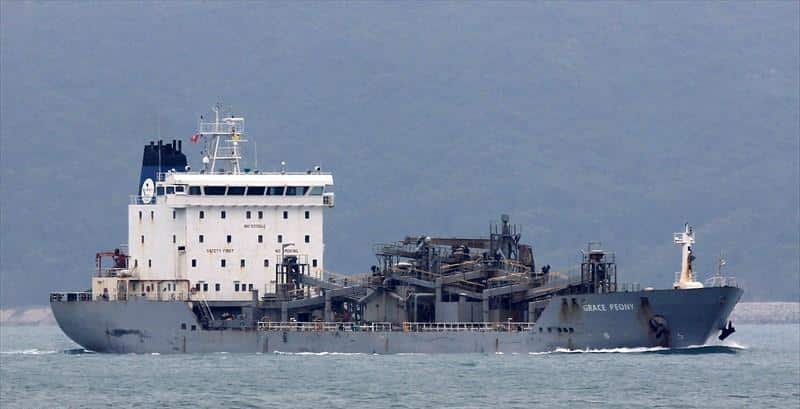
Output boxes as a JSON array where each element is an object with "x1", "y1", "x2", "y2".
[{"x1": 197, "y1": 103, "x2": 248, "y2": 174}]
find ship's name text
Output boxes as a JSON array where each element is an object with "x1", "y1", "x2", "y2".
[{"x1": 582, "y1": 303, "x2": 635, "y2": 312}]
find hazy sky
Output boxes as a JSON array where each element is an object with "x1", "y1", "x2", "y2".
[{"x1": 1, "y1": 2, "x2": 798, "y2": 307}]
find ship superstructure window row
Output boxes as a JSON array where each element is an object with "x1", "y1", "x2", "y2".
[{"x1": 183, "y1": 185, "x2": 324, "y2": 196}]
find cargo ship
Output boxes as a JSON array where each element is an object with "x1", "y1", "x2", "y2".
[{"x1": 50, "y1": 106, "x2": 742, "y2": 353}]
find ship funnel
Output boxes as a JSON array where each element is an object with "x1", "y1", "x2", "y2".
[
  {"x1": 672, "y1": 223, "x2": 704, "y2": 289},
  {"x1": 136, "y1": 139, "x2": 187, "y2": 204}
]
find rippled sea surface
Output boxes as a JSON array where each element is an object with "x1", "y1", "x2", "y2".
[{"x1": 1, "y1": 324, "x2": 798, "y2": 408}]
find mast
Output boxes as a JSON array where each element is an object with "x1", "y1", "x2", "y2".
[
  {"x1": 198, "y1": 103, "x2": 247, "y2": 174},
  {"x1": 673, "y1": 223, "x2": 704, "y2": 289}
]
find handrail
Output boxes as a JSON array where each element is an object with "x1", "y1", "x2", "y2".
[
  {"x1": 402, "y1": 322, "x2": 534, "y2": 332},
  {"x1": 257, "y1": 321, "x2": 393, "y2": 332},
  {"x1": 256, "y1": 321, "x2": 535, "y2": 333}
]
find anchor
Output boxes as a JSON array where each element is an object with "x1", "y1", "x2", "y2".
[{"x1": 718, "y1": 321, "x2": 736, "y2": 341}]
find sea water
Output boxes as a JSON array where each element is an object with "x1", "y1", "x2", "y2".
[{"x1": 1, "y1": 324, "x2": 798, "y2": 408}]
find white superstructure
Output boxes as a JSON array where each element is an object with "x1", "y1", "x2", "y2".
[{"x1": 95, "y1": 107, "x2": 334, "y2": 302}]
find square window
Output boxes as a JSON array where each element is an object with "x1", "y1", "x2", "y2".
[
  {"x1": 148, "y1": 259, "x2": 152, "y2": 267},
  {"x1": 240, "y1": 259, "x2": 245, "y2": 268},
  {"x1": 227, "y1": 235, "x2": 232, "y2": 243},
  {"x1": 312, "y1": 259, "x2": 318, "y2": 267},
  {"x1": 221, "y1": 259, "x2": 226, "y2": 267},
  {"x1": 235, "y1": 283, "x2": 240, "y2": 291},
  {"x1": 172, "y1": 234, "x2": 176, "y2": 244},
  {"x1": 258, "y1": 235, "x2": 263, "y2": 243},
  {"x1": 258, "y1": 211, "x2": 263, "y2": 219},
  {"x1": 203, "y1": 283, "x2": 208, "y2": 292},
  {"x1": 246, "y1": 211, "x2": 251, "y2": 219},
  {"x1": 277, "y1": 235, "x2": 283, "y2": 243},
  {"x1": 150, "y1": 211, "x2": 154, "y2": 220},
  {"x1": 172, "y1": 210, "x2": 176, "y2": 219},
  {"x1": 221, "y1": 210, "x2": 226, "y2": 219},
  {"x1": 199, "y1": 235, "x2": 204, "y2": 243},
  {"x1": 138, "y1": 211, "x2": 142, "y2": 220},
  {"x1": 215, "y1": 283, "x2": 220, "y2": 291},
  {"x1": 305, "y1": 235, "x2": 310, "y2": 243},
  {"x1": 248, "y1": 284, "x2": 253, "y2": 291},
  {"x1": 195, "y1": 283, "x2": 201, "y2": 291},
  {"x1": 199, "y1": 211, "x2": 205, "y2": 219},
  {"x1": 141, "y1": 235, "x2": 145, "y2": 244},
  {"x1": 305, "y1": 211, "x2": 310, "y2": 219},
  {"x1": 264, "y1": 259, "x2": 269, "y2": 267},
  {"x1": 283, "y1": 211, "x2": 288, "y2": 219},
  {"x1": 191, "y1": 259, "x2": 197, "y2": 267},
  {"x1": 191, "y1": 325, "x2": 196, "y2": 331},
  {"x1": 181, "y1": 323, "x2": 187, "y2": 330}
]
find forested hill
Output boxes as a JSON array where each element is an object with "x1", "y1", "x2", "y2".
[{"x1": 1, "y1": 2, "x2": 798, "y2": 306}]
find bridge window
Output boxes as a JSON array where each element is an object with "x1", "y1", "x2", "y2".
[
  {"x1": 267, "y1": 186, "x2": 285, "y2": 196},
  {"x1": 157, "y1": 186, "x2": 164, "y2": 196},
  {"x1": 166, "y1": 186, "x2": 175, "y2": 194},
  {"x1": 221, "y1": 259, "x2": 226, "y2": 267},
  {"x1": 246, "y1": 186, "x2": 265, "y2": 196},
  {"x1": 204, "y1": 186, "x2": 226, "y2": 195},
  {"x1": 309, "y1": 186, "x2": 323, "y2": 196},
  {"x1": 286, "y1": 186, "x2": 297, "y2": 196},
  {"x1": 227, "y1": 186, "x2": 245, "y2": 195},
  {"x1": 175, "y1": 186, "x2": 185, "y2": 194},
  {"x1": 189, "y1": 186, "x2": 201, "y2": 195}
]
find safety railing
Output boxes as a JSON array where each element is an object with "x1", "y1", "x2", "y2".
[
  {"x1": 50, "y1": 292, "x2": 93, "y2": 302},
  {"x1": 705, "y1": 276, "x2": 739, "y2": 288},
  {"x1": 402, "y1": 322, "x2": 534, "y2": 332},
  {"x1": 257, "y1": 321, "x2": 393, "y2": 332}
]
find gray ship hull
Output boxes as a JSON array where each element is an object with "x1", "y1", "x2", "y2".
[{"x1": 51, "y1": 286, "x2": 742, "y2": 354}]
